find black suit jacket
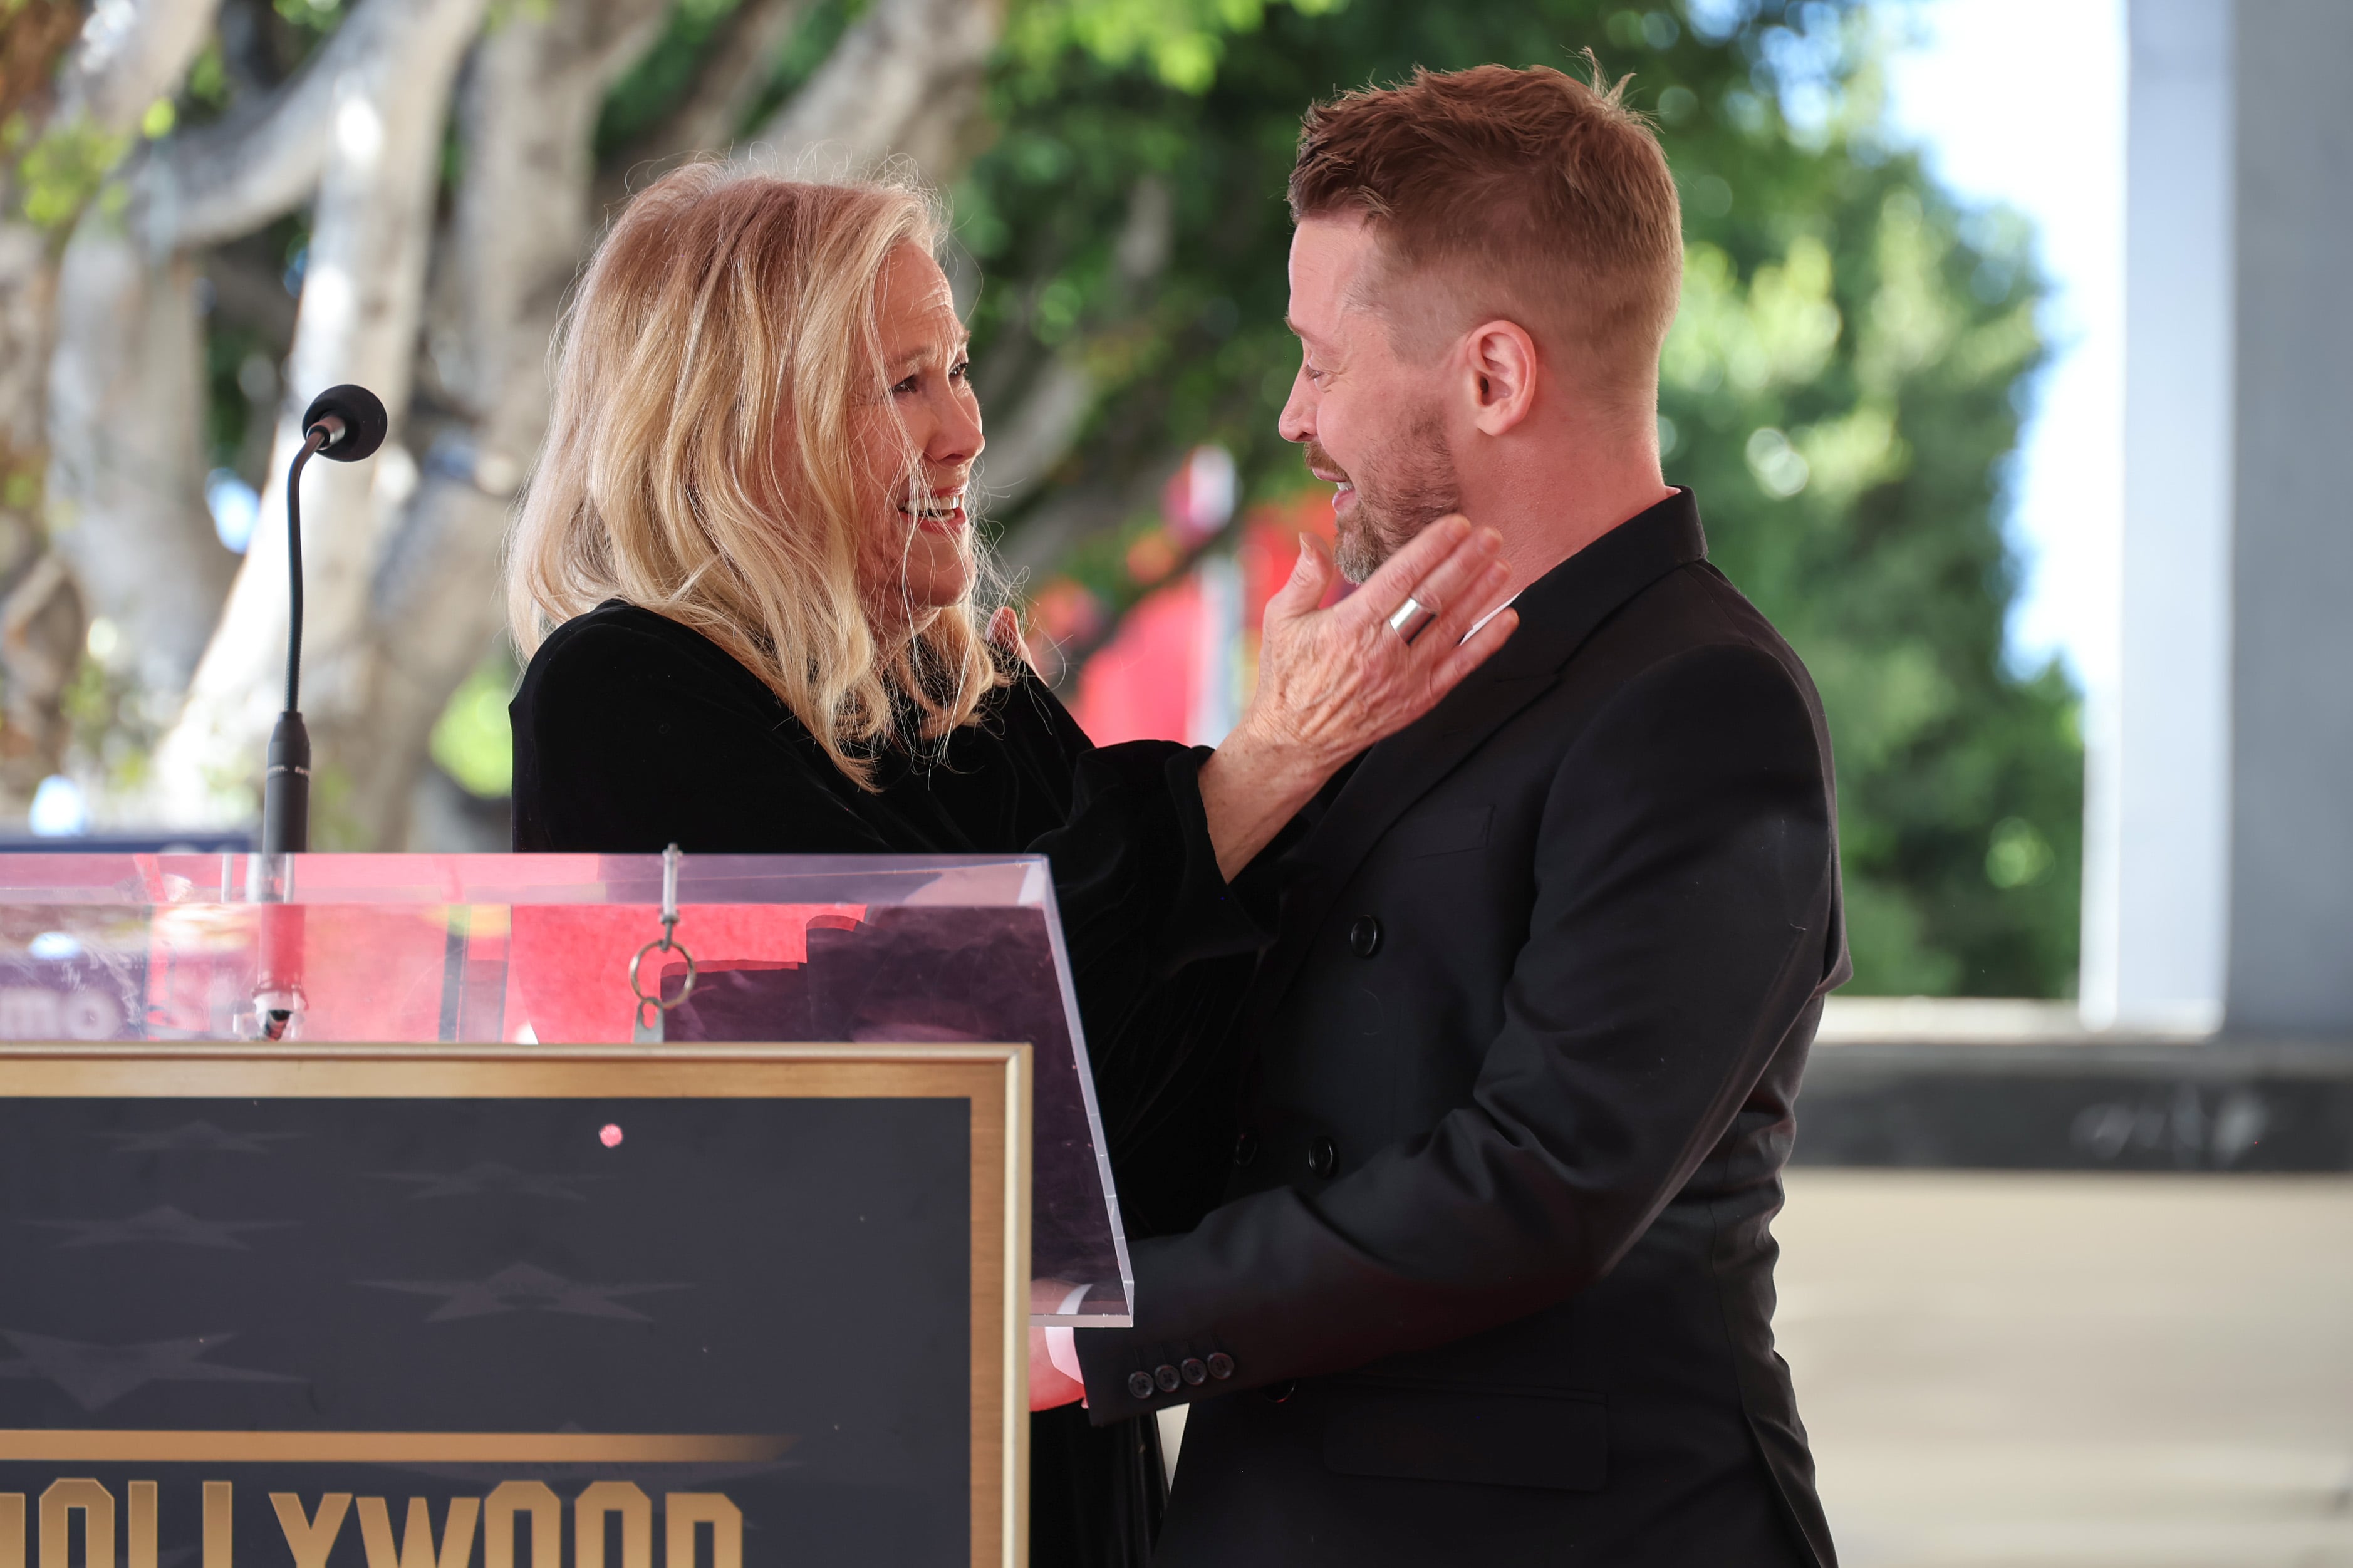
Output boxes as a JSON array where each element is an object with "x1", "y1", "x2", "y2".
[{"x1": 1074, "y1": 491, "x2": 1849, "y2": 1566}]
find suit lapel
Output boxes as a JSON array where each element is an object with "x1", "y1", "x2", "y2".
[{"x1": 1243, "y1": 491, "x2": 1710, "y2": 1029}]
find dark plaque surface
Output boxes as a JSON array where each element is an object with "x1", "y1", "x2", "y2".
[{"x1": 0, "y1": 1092, "x2": 975, "y2": 1566}]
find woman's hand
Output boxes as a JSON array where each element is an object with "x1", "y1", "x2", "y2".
[
  {"x1": 1029, "y1": 1277, "x2": 1086, "y2": 1411},
  {"x1": 1200, "y1": 516, "x2": 1517, "y2": 878},
  {"x1": 987, "y1": 605, "x2": 1038, "y2": 669}
]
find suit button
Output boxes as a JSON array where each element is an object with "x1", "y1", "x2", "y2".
[
  {"x1": 1348, "y1": 916, "x2": 1383, "y2": 958},
  {"x1": 1180, "y1": 1358, "x2": 1208, "y2": 1386},
  {"x1": 1307, "y1": 1135, "x2": 1336, "y2": 1177},
  {"x1": 1126, "y1": 1371, "x2": 1155, "y2": 1400},
  {"x1": 1263, "y1": 1379, "x2": 1297, "y2": 1403},
  {"x1": 1206, "y1": 1352, "x2": 1234, "y2": 1380},
  {"x1": 1154, "y1": 1364, "x2": 1182, "y2": 1393},
  {"x1": 1232, "y1": 1129, "x2": 1259, "y2": 1166}
]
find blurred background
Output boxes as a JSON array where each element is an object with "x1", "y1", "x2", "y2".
[{"x1": 0, "y1": 0, "x2": 2345, "y2": 1562}]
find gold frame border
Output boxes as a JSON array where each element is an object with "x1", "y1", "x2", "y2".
[{"x1": 0, "y1": 1042, "x2": 1031, "y2": 1568}]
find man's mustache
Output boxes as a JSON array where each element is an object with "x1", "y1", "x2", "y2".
[{"x1": 1303, "y1": 441, "x2": 1349, "y2": 487}]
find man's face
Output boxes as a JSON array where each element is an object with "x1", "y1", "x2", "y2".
[{"x1": 1279, "y1": 215, "x2": 1462, "y2": 582}]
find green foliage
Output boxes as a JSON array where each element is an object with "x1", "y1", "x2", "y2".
[
  {"x1": 12, "y1": 118, "x2": 130, "y2": 231},
  {"x1": 598, "y1": 0, "x2": 865, "y2": 160},
  {"x1": 1006, "y1": 0, "x2": 1349, "y2": 95},
  {"x1": 966, "y1": 0, "x2": 2084, "y2": 995},
  {"x1": 271, "y1": 0, "x2": 345, "y2": 39},
  {"x1": 432, "y1": 647, "x2": 520, "y2": 799}
]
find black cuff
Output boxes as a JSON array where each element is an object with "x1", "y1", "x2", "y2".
[{"x1": 1076, "y1": 1321, "x2": 1245, "y2": 1425}]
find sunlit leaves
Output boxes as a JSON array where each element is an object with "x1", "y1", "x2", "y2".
[
  {"x1": 967, "y1": 0, "x2": 2084, "y2": 995},
  {"x1": 13, "y1": 118, "x2": 131, "y2": 231},
  {"x1": 1005, "y1": 0, "x2": 1349, "y2": 95}
]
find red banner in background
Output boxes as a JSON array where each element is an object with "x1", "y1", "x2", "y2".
[{"x1": 1070, "y1": 492, "x2": 1339, "y2": 745}]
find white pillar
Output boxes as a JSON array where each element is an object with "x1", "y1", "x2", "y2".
[{"x1": 2087, "y1": 0, "x2": 2233, "y2": 1032}]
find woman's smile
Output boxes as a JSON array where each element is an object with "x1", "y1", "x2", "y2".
[{"x1": 901, "y1": 483, "x2": 969, "y2": 534}]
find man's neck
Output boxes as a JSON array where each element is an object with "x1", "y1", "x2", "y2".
[{"x1": 1461, "y1": 452, "x2": 1676, "y2": 621}]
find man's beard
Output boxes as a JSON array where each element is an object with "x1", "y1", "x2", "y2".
[{"x1": 1309, "y1": 417, "x2": 1462, "y2": 584}]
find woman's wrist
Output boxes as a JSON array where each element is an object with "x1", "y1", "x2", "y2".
[{"x1": 1198, "y1": 718, "x2": 1333, "y2": 881}]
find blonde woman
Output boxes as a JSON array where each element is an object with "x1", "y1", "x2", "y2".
[{"x1": 506, "y1": 164, "x2": 1515, "y2": 1565}]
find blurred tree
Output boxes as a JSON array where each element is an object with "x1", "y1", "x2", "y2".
[
  {"x1": 13, "y1": 0, "x2": 2080, "y2": 996},
  {"x1": 0, "y1": 0, "x2": 221, "y2": 797},
  {"x1": 29, "y1": 0, "x2": 1007, "y2": 848},
  {"x1": 962, "y1": 0, "x2": 2082, "y2": 996}
]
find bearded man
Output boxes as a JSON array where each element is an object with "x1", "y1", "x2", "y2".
[{"x1": 1031, "y1": 61, "x2": 1850, "y2": 1566}]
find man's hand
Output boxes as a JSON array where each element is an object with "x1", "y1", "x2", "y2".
[{"x1": 1200, "y1": 516, "x2": 1518, "y2": 877}]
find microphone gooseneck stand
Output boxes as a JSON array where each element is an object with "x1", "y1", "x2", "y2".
[
  {"x1": 254, "y1": 383, "x2": 390, "y2": 1040},
  {"x1": 259, "y1": 424, "x2": 326, "y2": 861}
]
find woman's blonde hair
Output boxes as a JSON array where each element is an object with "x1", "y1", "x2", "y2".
[{"x1": 507, "y1": 162, "x2": 1007, "y2": 788}]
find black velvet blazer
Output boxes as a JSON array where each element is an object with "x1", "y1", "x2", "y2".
[
  {"x1": 509, "y1": 601, "x2": 1262, "y2": 1137},
  {"x1": 507, "y1": 600, "x2": 1260, "y2": 1568},
  {"x1": 1071, "y1": 492, "x2": 1852, "y2": 1568}
]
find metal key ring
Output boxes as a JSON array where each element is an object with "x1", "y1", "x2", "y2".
[{"x1": 629, "y1": 935, "x2": 697, "y2": 1011}]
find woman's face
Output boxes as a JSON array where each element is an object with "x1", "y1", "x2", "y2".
[{"x1": 853, "y1": 242, "x2": 982, "y2": 616}]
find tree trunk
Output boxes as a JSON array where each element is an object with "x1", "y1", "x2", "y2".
[
  {"x1": 979, "y1": 175, "x2": 1173, "y2": 519},
  {"x1": 47, "y1": 0, "x2": 449, "y2": 712},
  {"x1": 329, "y1": 0, "x2": 675, "y2": 851},
  {"x1": 345, "y1": 0, "x2": 1014, "y2": 849},
  {"x1": 594, "y1": 0, "x2": 813, "y2": 210},
  {"x1": 150, "y1": 0, "x2": 489, "y2": 835},
  {"x1": 0, "y1": 0, "x2": 225, "y2": 803},
  {"x1": 747, "y1": 0, "x2": 1006, "y2": 183},
  {"x1": 0, "y1": 219, "x2": 68, "y2": 801},
  {"x1": 46, "y1": 226, "x2": 239, "y2": 694}
]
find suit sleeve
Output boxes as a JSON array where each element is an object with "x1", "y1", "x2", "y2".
[
  {"x1": 1026, "y1": 735, "x2": 1278, "y2": 1152},
  {"x1": 1074, "y1": 643, "x2": 1838, "y2": 1416}
]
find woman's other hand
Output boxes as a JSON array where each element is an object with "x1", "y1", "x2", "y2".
[
  {"x1": 987, "y1": 605, "x2": 1037, "y2": 669},
  {"x1": 1200, "y1": 515, "x2": 1517, "y2": 878},
  {"x1": 1029, "y1": 1277, "x2": 1087, "y2": 1411}
]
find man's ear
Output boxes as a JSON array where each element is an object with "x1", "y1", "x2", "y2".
[{"x1": 1465, "y1": 319, "x2": 1539, "y2": 436}]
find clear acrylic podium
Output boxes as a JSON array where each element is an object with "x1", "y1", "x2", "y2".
[
  {"x1": 0, "y1": 850, "x2": 1130, "y2": 1324},
  {"x1": 0, "y1": 850, "x2": 1118, "y2": 1566}
]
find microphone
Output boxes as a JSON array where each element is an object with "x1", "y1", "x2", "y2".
[
  {"x1": 259, "y1": 383, "x2": 388, "y2": 859},
  {"x1": 254, "y1": 383, "x2": 386, "y2": 1041}
]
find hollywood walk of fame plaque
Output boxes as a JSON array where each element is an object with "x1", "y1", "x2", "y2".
[{"x1": 0, "y1": 1044, "x2": 1032, "y2": 1568}]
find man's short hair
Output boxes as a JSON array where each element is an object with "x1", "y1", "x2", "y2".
[{"x1": 1288, "y1": 60, "x2": 1683, "y2": 391}]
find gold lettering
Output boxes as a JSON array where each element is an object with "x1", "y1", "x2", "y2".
[
  {"x1": 357, "y1": 1498, "x2": 479, "y2": 1568},
  {"x1": 2, "y1": 1492, "x2": 22, "y2": 1568},
  {"x1": 572, "y1": 1484, "x2": 648, "y2": 1568},
  {"x1": 202, "y1": 1484, "x2": 232, "y2": 1568},
  {"x1": 662, "y1": 1496, "x2": 739, "y2": 1568},
  {"x1": 482, "y1": 1482, "x2": 559, "y2": 1568},
  {"x1": 271, "y1": 1493, "x2": 351, "y2": 1568},
  {"x1": 39, "y1": 1480, "x2": 113, "y2": 1568},
  {"x1": 127, "y1": 1484, "x2": 155, "y2": 1568}
]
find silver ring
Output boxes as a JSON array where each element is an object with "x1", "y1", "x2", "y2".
[{"x1": 1387, "y1": 596, "x2": 1428, "y2": 636}]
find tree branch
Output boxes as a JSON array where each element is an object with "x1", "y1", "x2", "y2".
[
  {"x1": 124, "y1": 0, "x2": 424, "y2": 254},
  {"x1": 746, "y1": 0, "x2": 1004, "y2": 179},
  {"x1": 52, "y1": 0, "x2": 225, "y2": 134},
  {"x1": 334, "y1": 0, "x2": 674, "y2": 848},
  {"x1": 975, "y1": 175, "x2": 1173, "y2": 512},
  {"x1": 152, "y1": 0, "x2": 491, "y2": 829},
  {"x1": 631, "y1": 0, "x2": 812, "y2": 164}
]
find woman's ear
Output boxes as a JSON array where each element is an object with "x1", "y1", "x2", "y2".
[{"x1": 1466, "y1": 319, "x2": 1540, "y2": 437}]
